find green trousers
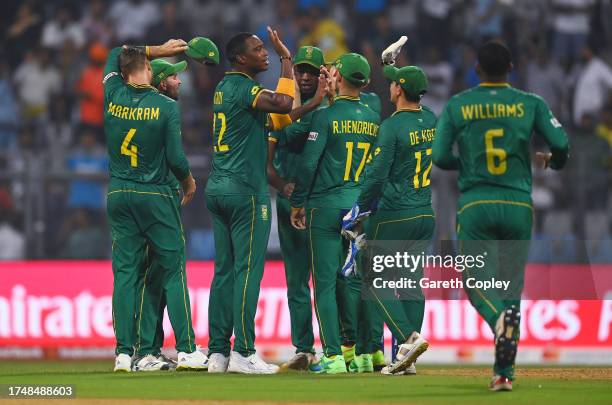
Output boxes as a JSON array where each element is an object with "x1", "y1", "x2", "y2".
[
  {"x1": 277, "y1": 196, "x2": 314, "y2": 354},
  {"x1": 134, "y1": 188, "x2": 184, "y2": 357},
  {"x1": 107, "y1": 180, "x2": 196, "y2": 356},
  {"x1": 305, "y1": 207, "x2": 345, "y2": 357},
  {"x1": 206, "y1": 194, "x2": 271, "y2": 357},
  {"x1": 457, "y1": 188, "x2": 532, "y2": 380},
  {"x1": 364, "y1": 207, "x2": 435, "y2": 345}
]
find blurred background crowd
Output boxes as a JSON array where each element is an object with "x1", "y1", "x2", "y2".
[{"x1": 0, "y1": 0, "x2": 610, "y2": 260}]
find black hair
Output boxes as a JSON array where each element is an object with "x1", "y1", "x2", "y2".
[
  {"x1": 477, "y1": 41, "x2": 512, "y2": 76},
  {"x1": 119, "y1": 46, "x2": 147, "y2": 77},
  {"x1": 226, "y1": 32, "x2": 255, "y2": 64}
]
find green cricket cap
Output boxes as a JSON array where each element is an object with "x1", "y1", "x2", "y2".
[
  {"x1": 294, "y1": 46, "x2": 325, "y2": 69},
  {"x1": 383, "y1": 65, "x2": 428, "y2": 98},
  {"x1": 335, "y1": 53, "x2": 370, "y2": 86},
  {"x1": 150, "y1": 59, "x2": 187, "y2": 87},
  {"x1": 185, "y1": 36, "x2": 220, "y2": 65}
]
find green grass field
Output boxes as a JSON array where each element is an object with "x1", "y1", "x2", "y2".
[{"x1": 0, "y1": 361, "x2": 611, "y2": 404}]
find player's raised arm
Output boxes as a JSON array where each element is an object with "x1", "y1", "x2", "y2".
[
  {"x1": 533, "y1": 96, "x2": 570, "y2": 170},
  {"x1": 253, "y1": 26, "x2": 294, "y2": 114}
]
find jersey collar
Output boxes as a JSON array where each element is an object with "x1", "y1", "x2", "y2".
[
  {"x1": 479, "y1": 82, "x2": 510, "y2": 87},
  {"x1": 226, "y1": 71, "x2": 255, "y2": 80},
  {"x1": 334, "y1": 95, "x2": 360, "y2": 102},
  {"x1": 392, "y1": 107, "x2": 422, "y2": 116},
  {"x1": 127, "y1": 83, "x2": 158, "y2": 92}
]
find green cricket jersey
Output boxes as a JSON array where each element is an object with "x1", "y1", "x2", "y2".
[
  {"x1": 206, "y1": 72, "x2": 268, "y2": 196},
  {"x1": 357, "y1": 106, "x2": 437, "y2": 211},
  {"x1": 433, "y1": 83, "x2": 569, "y2": 194},
  {"x1": 103, "y1": 47, "x2": 190, "y2": 185},
  {"x1": 290, "y1": 96, "x2": 380, "y2": 209},
  {"x1": 360, "y1": 92, "x2": 381, "y2": 117}
]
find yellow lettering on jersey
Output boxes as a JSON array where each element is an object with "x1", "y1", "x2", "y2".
[
  {"x1": 333, "y1": 120, "x2": 339, "y2": 133},
  {"x1": 108, "y1": 102, "x2": 115, "y2": 114},
  {"x1": 143, "y1": 108, "x2": 150, "y2": 120},
  {"x1": 151, "y1": 108, "x2": 159, "y2": 120},
  {"x1": 410, "y1": 131, "x2": 419, "y2": 145},
  {"x1": 334, "y1": 120, "x2": 379, "y2": 136},
  {"x1": 461, "y1": 105, "x2": 474, "y2": 120},
  {"x1": 129, "y1": 108, "x2": 136, "y2": 120},
  {"x1": 121, "y1": 107, "x2": 129, "y2": 119},
  {"x1": 107, "y1": 103, "x2": 161, "y2": 121},
  {"x1": 137, "y1": 108, "x2": 143, "y2": 120},
  {"x1": 498, "y1": 103, "x2": 506, "y2": 116},
  {"x1": 517, "y1": 103, "x2": 525, "y2": 117},
  {"x1": 506, "y1": 104, "x2": 516, "y2": 117},
  {"x1": 214, "y1": 91, "x2": 223, "y2": 105}
]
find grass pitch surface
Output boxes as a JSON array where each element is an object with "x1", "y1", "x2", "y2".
[{"x1": 0, "y1": 361, "x2": 610, "y2": 404}]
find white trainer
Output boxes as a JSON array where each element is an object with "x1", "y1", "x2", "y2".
[
  {"x1": 177, "y1": 346, "x2": 208, "y2": 371},
  {"x1": 114, "y1": 353, "x2": 131, "y2": 373},
  {"x1": 386, "y1": 332, "x2": 428, "y2": 375},
  {"x1": 133, "y1": 354, "x2": 169, "y2": 371},
  {"x1": 227, "y1": 351, "x2": 279, "y2": 374},
  {"x1": 208, "y1": 353, "x2": 230, "y2": 373},
  {"x1": 381, "y1": 363, "x2": 417, "y2": 375}
]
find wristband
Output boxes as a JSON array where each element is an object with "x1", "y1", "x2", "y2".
[{"x1": 280, "y1": 55, "x2": 291, "y2": 62}]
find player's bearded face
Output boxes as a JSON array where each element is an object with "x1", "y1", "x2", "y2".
[
  {"x1": 162, "y1": 74, "x2": 181, "y2": 100},
  {"x1": 294, "y1": 64, "x2": 319, "y2": 97},
  {"x1": 244, "y1": 36, "x2": 269, "y2": 73}
]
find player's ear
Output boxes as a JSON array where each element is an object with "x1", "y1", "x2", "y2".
[{"x1": 235, "y1": 53, "x2": 247, "y2": 65}]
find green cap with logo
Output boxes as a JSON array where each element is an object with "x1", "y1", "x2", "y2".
[
  {"x1": 294, "y1": 46, "x2": 325, "y2": 69},
  {"x1": 185, "y1": 36, "x2": 220, "y2": 65},
  {"x1": 151, "y1": 59, "x2": 187, "y2": 87},
  {"x1": 383, "y1": 65, "x2": 428, "y2": 98},
  {"x1": 335, "y1": 53, "x2": 370, "y2": 86}
]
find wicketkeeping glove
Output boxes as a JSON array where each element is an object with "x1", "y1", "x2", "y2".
[
  {"x1": 340, "y1": 233, "x2": 367, "y2": 277},
  {"x1": 381, "y1": 35, "x2": 408, "y2": 65}
]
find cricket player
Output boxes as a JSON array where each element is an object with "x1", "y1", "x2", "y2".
[
  {"x1": 432, "y1": 41, "x2": 569, "y2": 391},
  {"x1": 267, "y1": 45, "x2": 328, "y2": 370},
  {"x1": 206, "y1": 27, "x2": 306, "y2": 374},
  {"x1": 134, "y1": 39, "x2": 219, "y2": 371},
  {"x1": 290, "y1": 53, "x2": 380, "y2": 374},
  {"x1": 104, "y1": 39, "x2": 208, "y2": 372},
  {"x1": 343, "y1": 64, "x2": 435, "y2": 375}
]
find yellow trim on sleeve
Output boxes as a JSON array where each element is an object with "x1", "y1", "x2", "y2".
[
  {"x1": 251, "y1": 88, "x2": 265, "y2": 108},
  {"x1": 268, "y1": 137, "x2": 279, "y2": 143}
]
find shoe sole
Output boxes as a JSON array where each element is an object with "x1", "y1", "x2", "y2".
[
  {"x1": 285, "y1": 355, "x2": 310, "y2": 371},
  {"x1": 490, "y1": 383, "x2": 513, "y2": 391},
  {"x1": 390, "y1": 341, "x2": 429, "y2": 374},
  {"x1": 113, "y1": 368, "x2": 130, "y2": 373},
  {"x1": 176, "y1": 365, "x2": 208, "y2": 371},
  {"x1": 495, "y1": 306, "x2": 520, "y2": 370}
]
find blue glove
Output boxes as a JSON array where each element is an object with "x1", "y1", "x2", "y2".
[
  {"x1": 341, "y1": 204, "x2": 370, "y2": 239},
  {"x1": 341, "y1": 233, "x2": 367, "y2": 277}
]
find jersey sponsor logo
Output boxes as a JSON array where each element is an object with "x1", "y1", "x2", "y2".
[
  {"x1": 251, "y1": 86, "x2": 261, "y2": 95},
  {"x1": 308, "y1": 131, "x2": 318, "y2": 141},
  {"x1": 102, "y1": 71, "x2": 118, "y2": 84},
  {"x1": 331, "y1": 120, "x2": 379, "y2": 136},
  {"x1": 550, "y1": 117, "x2": 562, "y2": 128},
  {"x1": 107, "y1": 102, "x2": 160, "y2": 121},
  {"x1": 460, "y1": 103, "x2": 525, "y2": 121}
]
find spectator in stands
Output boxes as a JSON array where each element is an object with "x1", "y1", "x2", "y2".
[
  {"x1": 59, "y1": 208, "x2": 107, "y2": 259},
  {"x1": 0, "y1": 187, "x2": 25, "y2": 260},
  {"x1": 80, "y1": 0, "x2": 113, "y2": 46},
  {"x1": 66, "y1": 130, "x2": 108, "y2": 212},
  {"x1": 573, "y1": 45, "x2": 612, "y2": 126},
  {"x1": 421, "y1": 46, "x2": 454, "y2": 115},
  {"x1": 109, "y1": 0, "x2": 159, "y2": 42},
  {"x1": 0, "y1": 57, "x2": 19, "y2": 150},
  {"x1": 5, "y1": 1, "x2": 42, "y2": 69},
  {"x1": 550, "y1": 0, "x2": 595, "y2": 64},
  {"x1": 44, "y1": 95, "x2": 73, "y2": 173},
  {"x1": 470, "y1": 0, "x2": 504, "y2": 42},
  {"x1": 41, "y1": 3, "x2": 85, "y2": 51},
  {"x1": 75, "y1": 43, "x2": 107, "y2": 141},
  {"x1": 525, "y1": 49, "x2": 567, "y2": 120},
  {"x1": 145, "y1": 1, "x2": 192, "y2": 46},
  {"x1": 13, "y1": 48, "x2": 61, "y2": 121},
  {"x1": 299, "y1": 6, "x2": 348, "y2": 62}
]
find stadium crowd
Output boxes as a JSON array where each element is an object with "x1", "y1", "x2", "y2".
[{"x1": 0, "y1": 0, "x2": 610, "y2": 260}]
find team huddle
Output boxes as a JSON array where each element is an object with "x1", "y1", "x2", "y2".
[{"x1": 103, "y1": 26, "x2": 569, "y2": 392}]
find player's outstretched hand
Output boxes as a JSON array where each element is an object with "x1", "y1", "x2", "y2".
[
  {"x1": 381, "y1": 35, "x2": 408, "y2": 65},
  {"x1": 267, "y1": 26, "x2": 291, "y2": 59},
  {"x1": 155, "y1": 39, "x2": 188, "y2": 57},
  {"x1": 312, "y1": 67, "x2": 330, "y2": 105},
  {"x1": 290, "y1": 207, "x2": 306, "y2": 229},
  {"x1": 535, "y1": 152, "x2": 552, "y2": 169},
  {"x1": 180, "y1": 173, "x2": 196, "y2": 206}
]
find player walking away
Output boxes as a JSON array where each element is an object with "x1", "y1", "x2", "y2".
[
  {"x1": 206, "y1": 27, "x2": 310, "y2": 374},
  {"x1": 290, "y1": 53, "x2": 380, "y2": 374},
  {"x1": 104, "y1": 40, "x2": 208, "y2": 372},
  {"x1": 267, "y1": 45, "x2": 328, "y2": 371},
  {"x1": 342, "y1": 64, "x2": 434, "y2": 376},
  {"x1": 133, "y1": 39, "x2": 219, "y2": 371},
  {"x1": 432, "y1": 41, "x2": 569, "y2": 391}
]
